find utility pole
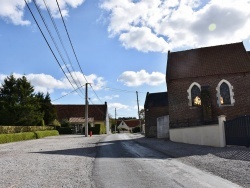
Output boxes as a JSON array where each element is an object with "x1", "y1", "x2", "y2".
[
  {"x1": 136, "y1": 91, "x2": 142, "y2": 132},
  {"x1": 85, "y1": 83, "x2": 89, "y2": 137},
  {"x1": 115, "y1": 108, "x2": 117, "y2": 133}
]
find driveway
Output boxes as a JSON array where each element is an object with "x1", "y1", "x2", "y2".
[{"x1": 0, "y1": 135, "x2": 104, "y2": 188}]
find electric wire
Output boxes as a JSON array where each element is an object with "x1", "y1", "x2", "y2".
[
  {"x1": 52, "y1": 84, "x2": 85, "y2": 102},
  {"x1": 32, "y1": 0, "x2": 84, "y2": 98},
  {"x1": 24, "y1": 0, "x2": 83, "y2": 99},
  {"x1": 55, "y1": 0, "x2": 103, "y2": 104},
  {"x1": 42, "y1": 0, "x2": 84, "y2": 95}
]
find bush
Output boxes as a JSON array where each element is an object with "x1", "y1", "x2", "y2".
[
  {"x1": 132, "y1": 126, "x2": 141, "y2": 133},
  {"x1": 89, "y1": 124, "x2": 106, "y2": 135},
  {"x1": 51, "y1": 119, "x2": 61, "y2": 127},
  {"x1": 0, "y1": 132, "x2": 36, "y2": 144},
  {"x1": 56, "y1": 127, "x2": 73, "y2": 134},
  {"x1": 34, "y1": 130, "x2": 59, "y2": 139},
  {"x1": 0, "y1": 126, "x2": 55, "y2": 134}
]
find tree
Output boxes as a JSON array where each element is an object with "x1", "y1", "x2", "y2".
[
  {"x1": 0, "y1": 75, "x2": 43, "y2": 125},
  {"x1": 139, "y1": 109, "x2": 145, "y2": 120},
  {"x1": 36, "y1": 92, "x2": 57, "y2": 125}
]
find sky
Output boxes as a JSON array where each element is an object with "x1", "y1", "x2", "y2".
[{"x1": 1, "y1": 0, "x2": 250, "y2": 119}]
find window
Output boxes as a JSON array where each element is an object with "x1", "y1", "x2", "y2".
[
  {"x1": 187, "y1": 82, "x2": 201, "y2": 107},
  {"x1": 216, "y1": 79, "x2": 235, "y2": 106}
]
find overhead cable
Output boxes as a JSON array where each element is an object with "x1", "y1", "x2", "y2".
[
  {"x1": 33, "y1": 0, "x2": 84, "y2": 98},
  {"x1": 24, "y1": 0, "x2": 84, "y2": 99},
  {"x1": 55, "y1": 0, "x2": 103, "y2": 104}
]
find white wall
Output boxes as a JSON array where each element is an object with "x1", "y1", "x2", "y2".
[
  {"x1": 170, "y1": 125, "x2": 222, "y2": 147},
  {"x1": 157, "y1": 116, "x2": 169, "y2": 139},
  {"x1": 170, "y1": 116, "x2": 226, "y2": 147}
]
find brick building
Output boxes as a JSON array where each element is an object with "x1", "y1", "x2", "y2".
[
  {"x1": 166, "y1": 42, "x2": 250, "y2": 128},
  {"x1": 144, "y1": 92, "x2": 168, "y2": 137},
  {"x1": 54, "y1": 102, "x2": 109, "y2": 134}
]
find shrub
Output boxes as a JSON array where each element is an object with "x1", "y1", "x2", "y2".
[
  {"x1": 34, "y1": 130, "x2": 59, "y2": 139},
  {"x1": 51, "y1": 119, "x2": 61, "y2": 127},
  {"x1": 89, "y1": 124, "x2": 106, "y2": 135},
  {"x1": 56, "y1": 127, "x2": 73, "y2": 134},
  {"x1": 0, "y1": 126, "x2": 54, "y2": 134},
  {"x1": 0, "y1": 132, "x2": 36, "y2": 144},
  {"x1": 132, "y1": 126, "x2": 141, "y2": 133}
]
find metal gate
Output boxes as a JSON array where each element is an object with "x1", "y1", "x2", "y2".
[{"x1": 224, "y1": 115, "x2": 250, "y2": 147}]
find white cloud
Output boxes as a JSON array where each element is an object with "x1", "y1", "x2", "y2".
[
  {"x1": 91, "y1": 94, "x2": 119, "y2": 102},
  {"x1": 35, "y1": 0, "x2": 85, "y2": 18},
  {"x1": 0, "y1": 0, "x2": 30, "y2": 25},
  {"x1": 118, "y1": 70, "x2": 165, "y2": 87},
  {"x1": 108, "y1": 102, "x2": 129, "y2": 110},
  {"x1": 0, "y1": 0, "x2": 85, "y2": 25},
  {"x1": 100, "y1": 0, "x2": 250, "y2": 52},
  {"x1": 0, "y1": 72, "x2": 106, "y2": 94},
  {"x1": 119, "y1": 27, "x2": 169, "y2": 52}
]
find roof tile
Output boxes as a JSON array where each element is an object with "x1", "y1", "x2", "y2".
[{"x1": 167, "y1": 42, "x2": 250, "y2": 80}]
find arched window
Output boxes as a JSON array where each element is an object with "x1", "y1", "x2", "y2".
[
  {"x1": 187, "y1": 82, "x2": 201, "y2": 107},
  {"x1": 216, "y1": 79, "x2": 235, "y2": 106}
]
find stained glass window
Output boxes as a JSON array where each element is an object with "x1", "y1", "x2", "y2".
[
  {"x1": 220, "y1": 82, "x2": 231, "y2": 105},
  {"x1": 191, "y1": 85, "x2": 201, "y2": 106}
]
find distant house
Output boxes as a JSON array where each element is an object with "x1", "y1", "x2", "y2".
[
  {"x1": 166, "y1": 42, "x2": 250, "y2": 127},
  {"x1": 117, "y1": 119, "x2": 141, "y2": 132},
  {"x1": 54, "y1": 102, "x2": 109, "y2": 134},
  {"x1": 144, "y1": 92, "x2": 168, "y2": 138}
]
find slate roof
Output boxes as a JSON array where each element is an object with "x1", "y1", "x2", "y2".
[
  {"x1": 54, "y1": 104, "x2": 107, "y2": 122},
  {"x1": 166, "y1": 42, "x2": 250, "y2": 81},
  {"x1": 144, "y1": 92, "x2": 168, "y2": 109},
  {"x1": 117, "y1": 119, "x2": 141, "y2": 128}
]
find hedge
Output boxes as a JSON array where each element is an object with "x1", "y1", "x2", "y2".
[
  {"x1": 34, "y1": 130, "x2": 59, "y2": 139},
  {"x1": 0, "y1": 126, "x2": 55, "y2": 134},
  {"x1": 0, "y1": 130, "x2": 59, "y2": 144},
  {"x1": 0, "y1": 132, "x2": 36, "y2": 144}
]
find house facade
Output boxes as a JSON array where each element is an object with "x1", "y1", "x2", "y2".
[
  {"x1": 54, "y1": 102, "x2": 110, "y2": 134},
  {"x1": 144, "y1": 92, "x2": 169, "y2": 137},
  {"x1": 117, "y1": 119, "x2": 141, "y2": 132},
  {"x1": 166, "y1": 42, "x2": 250, "y2": 128}
]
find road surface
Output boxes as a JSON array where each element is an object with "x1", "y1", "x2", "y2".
[{"x1": 93, "y1": 133, "x2": 241, "y2": 188}]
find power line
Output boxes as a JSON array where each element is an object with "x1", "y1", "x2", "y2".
[
  {"x1": 24, "y1": 0, "x2": 84, "y2": 100},
  {"x1": 52, "y1": 84, "x2": 85, "y2": 102},
  {"x1": 32, "y1": 0, "x2": 84, "y2": 98},
  {"x1": 42, "y1": 0, "x2": 84, "y2": 95},
  {"x1": 55, "y1": 0, "x2": 103, "y2": 104}
]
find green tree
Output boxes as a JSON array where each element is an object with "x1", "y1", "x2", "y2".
[
  {"x1": 36, "y1": 92, "x2": 57, "y2": 125},
  {"x1": 0, "y1": 75, "x2": 43, "y2": 125},
  {"x1": 139, "y1": 109, "x2": 145, "y2": 120}
]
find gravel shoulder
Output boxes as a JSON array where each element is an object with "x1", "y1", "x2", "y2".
[
  {"x1": 0, "y1": 134, "x2": 105, "y2": 188},
  {"x1": 128, "y1": 133, "x2": 250, "y2": 188}
]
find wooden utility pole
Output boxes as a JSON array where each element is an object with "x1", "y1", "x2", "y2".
[
  {"x1": 115, "y1": 108, "x2": 117, "y2": 133},
  {"x1": 85, "y1": 83, "x2": 89, "y2": 137},
  {"x1": 136, "y1": 91, "x2": 142, "y2": 132}
]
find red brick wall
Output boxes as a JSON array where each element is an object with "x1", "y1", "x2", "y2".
[
  {"x1": 145, "y1": 106, "x2": 169, "y2": 137},
  {"x1": 167, "y1": 73, "x2": 250, "y2": 125}
]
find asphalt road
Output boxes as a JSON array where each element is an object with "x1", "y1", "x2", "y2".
[{"x1": 93, "y1": 133, "x2": 242, "y2": 188}]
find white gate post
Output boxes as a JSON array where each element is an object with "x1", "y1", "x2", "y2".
[{"x1": 218, "y1": 115, "x2": 226, "y2": 147}]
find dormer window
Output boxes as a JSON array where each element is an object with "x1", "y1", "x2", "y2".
[
  {"x1": 187, "y1": 82, "x2": 201, "y2": 107},
  {"x1": 216, "y1": 79, "x2": 235, "y2": 106}
]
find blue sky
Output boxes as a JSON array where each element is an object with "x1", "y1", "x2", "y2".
[{"x1": 1, "y1": 0, "x2": 250, "y2": 118}]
